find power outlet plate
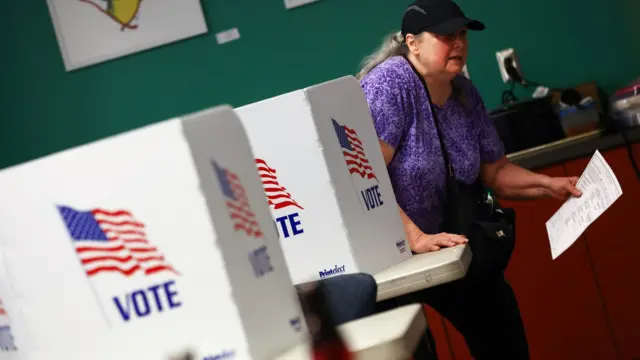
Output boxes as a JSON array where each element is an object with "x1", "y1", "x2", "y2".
[{"x1": 496, "y1": 48, "x2": 522, "y2": 83}]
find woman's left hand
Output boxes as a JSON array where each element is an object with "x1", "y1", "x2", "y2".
[{"x1": 546, "y1": 176, "x2": 582, "y2": 200}]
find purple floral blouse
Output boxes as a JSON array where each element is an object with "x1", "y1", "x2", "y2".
[{"x1": 360, "y1": 56, "x2": 505, "y2": 234}]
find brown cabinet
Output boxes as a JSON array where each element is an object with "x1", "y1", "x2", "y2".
[
  {"x1": 565, "y1": 146, "x2": 640, "y2": 360},
  {"x1": 427, "y1": 162, "x2": 627, "y2": 359},
  {"x1": 423, "y1": 306, "x2": 455, "y2": 360},
  {"x1": 502, "y1": 164, "x2": 617, "y2": 360}
]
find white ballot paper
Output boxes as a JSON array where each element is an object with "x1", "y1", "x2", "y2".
[{"x1": 546, "y1": 150, "x2": 623, "y2": 259}]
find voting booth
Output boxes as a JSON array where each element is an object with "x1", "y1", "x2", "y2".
[
  {"x1": 236, "y1": 76, "x2": 412, "y2": 284},
  {"x1": 0, "y1": 106, "x2": 306, "y2": 360}
]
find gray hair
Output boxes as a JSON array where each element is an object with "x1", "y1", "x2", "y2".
[
  {"x1": 357, "y1": 31, "x2": 470, "y2": 112},
  {"x1": 357, "y1": 32, "x2": 411, "y2": 80}
]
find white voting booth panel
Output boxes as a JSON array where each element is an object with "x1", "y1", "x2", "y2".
[
  {"x1": 0, "y1": 106, "x2": 305, "y2": 360},
  {"x1": 237, "y1": 76, "x2": 412, "y2": 284},
  {"x1": 375, "y1": 244, "x2": 472, "y2": 301}
]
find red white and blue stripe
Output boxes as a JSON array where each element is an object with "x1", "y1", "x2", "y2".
[
  {"x1": 213, "y1": 161, "x2": 264, "y2": 238},
  {"x1": 332, "y1": 118, "x2": 378, "y2": 181},
  {"x1": 57, "y1": 206, "x2": 178, "y2": 278},
  {"x1": 256, "y1": 158, "x2": 304, "y2": 211}
]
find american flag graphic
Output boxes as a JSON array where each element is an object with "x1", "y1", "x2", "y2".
[
  {"x1": 0, "y1": 299, "x2": 6, "y2": 317},
  {"x1": 213, "y1": 161, "x2": 264, "y2": 239},
  {"x1": 332, "y1": 118, "x2": 378, "y2": 181},
  {"x1": 57, "y1": 206, "x2": 179, "y2": 278},
  {"x1": 255, "y1": 158, "x2": 304, "y2": 211}
]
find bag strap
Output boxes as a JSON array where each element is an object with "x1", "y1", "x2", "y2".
[{"x1": 406, "y1": 60, "x2": 456, "y2": 179}]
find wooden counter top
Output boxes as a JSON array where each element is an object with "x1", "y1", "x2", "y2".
[{"x1": 507, "y1": 127, "x2": 640, "y2": 170}]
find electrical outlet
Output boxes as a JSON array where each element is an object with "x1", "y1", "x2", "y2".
[{"x1": 496, "y1": 48, "x2": 523, "y2": 83}]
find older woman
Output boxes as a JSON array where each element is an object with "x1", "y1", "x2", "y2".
[{"x1": 358, "y1": 0, "x2": 581, "y2": 358}]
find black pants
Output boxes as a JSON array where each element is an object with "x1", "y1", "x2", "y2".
[{"x1": 377, "y1": 271, "x2": 530, "y2": 360}]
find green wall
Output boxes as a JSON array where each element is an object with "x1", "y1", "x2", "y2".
[{"x1": 1, "y1": 0, "x2": 638, "y2": 170}]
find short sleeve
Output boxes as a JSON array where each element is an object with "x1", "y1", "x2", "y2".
[
  {"x1": 470, "y1": 85, "x2": 505, "y2": 163},
  {"x1": 360, "y1": 74, "x2": 407, "y2": 149}
]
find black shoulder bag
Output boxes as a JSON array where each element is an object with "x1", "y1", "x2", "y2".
[{"x1": 409, "y1": 63, "x2": 517, "y2": 277}]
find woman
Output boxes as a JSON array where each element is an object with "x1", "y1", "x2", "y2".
[{"x1": 359, "y1": 0, "x2": 582, "y2": 359}]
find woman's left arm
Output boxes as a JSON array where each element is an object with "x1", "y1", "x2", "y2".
[{"x1": 481, "y1": 156, "x2": 582, "y2": 201}]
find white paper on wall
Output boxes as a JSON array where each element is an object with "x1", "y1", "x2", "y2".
[{"x1": 46, "y1": 0, "x2": 208, "y2": 71}]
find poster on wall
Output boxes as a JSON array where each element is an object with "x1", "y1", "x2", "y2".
[{"x1": 46, "y1": 0, "x2": 208, "y2": 71}]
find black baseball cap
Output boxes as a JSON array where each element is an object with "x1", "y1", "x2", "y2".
[{"x1": 401, "y1": 0, "x2": 485, "y2": 37}]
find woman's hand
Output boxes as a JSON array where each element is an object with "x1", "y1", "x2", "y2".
[
  {"x1": 545, "y1": 176, "x2": 582, "y2": 201},
  {"x1": 412, "y1": 232, "x2": 468, "y2": 253}
]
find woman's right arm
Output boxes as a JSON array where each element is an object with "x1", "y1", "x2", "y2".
[
  {"x1": 361, "y1": 72, "x2": 465, "y2": 252},
  {"x1": 378, "y1": 140, "x2": 467, "y2": 252}
]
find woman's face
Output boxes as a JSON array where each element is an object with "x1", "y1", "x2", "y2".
[{"x1": 408, "y1": 27, "x2": 468, "y2": 78}]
